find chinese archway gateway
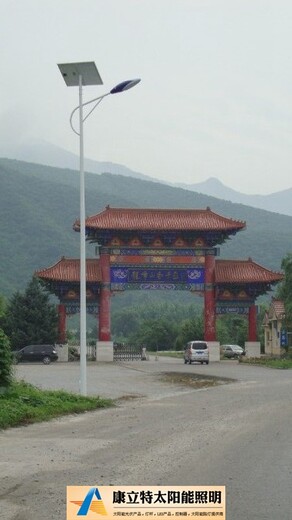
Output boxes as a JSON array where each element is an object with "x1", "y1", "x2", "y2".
[{"x1": 36, "y1": 206, "x2": 283, "y2": 361}]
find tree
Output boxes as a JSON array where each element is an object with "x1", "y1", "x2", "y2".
[
  {"x1": 216, "y1": 315, "x2": 248, "y2": 346},
  {"x1": 130, "y1": 318, "x2": 179, "y2": 351},
  {"x1": 0, "y1": 295, "x2": 6, "y2": 318},
  {"x1": 2, "y1": 277, "x2": 58, "y2": 350},
  {"x1": 111, "y1": 301, "x2": 202, "y2": 345},
  {"x1": 277, "y1": 253, "x2": 292, "y2": 331},
  {"x1": 112, "y1": 308, "x2": 141, "y2": 339},
  {"x1": 174, "y1": 315, "x2": 204, "y2": 350},
  {"x1": 0, "y1": 328, "x2": 13, "y2": 389}
]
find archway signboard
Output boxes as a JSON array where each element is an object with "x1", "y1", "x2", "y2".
[{"x1": 110, "y1": 247, "x2": 205, "y2": 292}]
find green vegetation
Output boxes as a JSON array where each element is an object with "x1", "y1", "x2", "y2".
[
  {"x1": 0, "y1": 329, "x2": 13, "y2": 390},
  {"x1": 0, "y1": 295, "x2": 6, "y2": 318},
  {"x1": 277, "y1": 253, "x2": 292, "y2": 339},
  {"x1": 112, "y1": 300, "x2": 202, "y2": 348},
  {"x1": 0, "y1": 277, "x2": 113, "y2": 429},
  {"x1": 0, "y1": 158, "x2": 291, "y2": 296},
  {"x1": 111, "y1": 300, "x2": 265, "y2": 349},
  {"x1": 1, "y1": 277, "x2": 58, "y2": 350},
  {"x1": 0, "y1": 380, "x2": 113, "y2": 430},
  {"x1": 240, "y1": 357, "x2": 292, "y2": 369},
  {"x1": 174, "y1": 315, "x2": 204, "y2": 350}
]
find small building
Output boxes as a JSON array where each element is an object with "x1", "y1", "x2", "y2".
[{"x1": 263, "y1": 299, "x2": 285, "y2": 356}]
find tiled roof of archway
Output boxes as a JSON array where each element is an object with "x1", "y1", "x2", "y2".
[
  {"x1": 73, "y1": 206, "x2": 246, "y2": 232},
  {"x1": 36, "y1": 257, "x2": 101, "y2": 282},
  {"x1": 215, "y1": 259, "x2": 283, "y2": 284},
  {"x1": 36, "y1": 256, "x2": 283, "y2": 286}
]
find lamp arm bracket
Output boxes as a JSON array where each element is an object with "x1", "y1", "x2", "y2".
[{"x1": 69, "y1": 91, "x2": 111, "y2": 136}]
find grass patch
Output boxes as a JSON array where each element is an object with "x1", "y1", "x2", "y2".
[
  {"x1": 0, "y1": 380, "x2": 113, "y2": 430},
  {"x1": 240, "y1": 357, "x2": 292, "y2": 369}
]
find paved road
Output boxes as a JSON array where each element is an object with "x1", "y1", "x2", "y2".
[{"x1": 1, "y1": 358, "x2": 292, "y2": 520}]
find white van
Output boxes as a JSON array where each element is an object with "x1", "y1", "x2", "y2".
[{"x1": 184, "y1": 341, "x2": 209, "y2": 365}]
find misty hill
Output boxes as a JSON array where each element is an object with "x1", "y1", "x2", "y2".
[
  {"x1": 1, "y1": 139, "x2": 158, "y2": 183},
  {"x1": 2, "y1": 139, "x2": 291, "y2": 217},
  {"x1": 176, "y1": 177, "x2": 292, "y2": 217},
  {"x1": 0, "y1": 157, "x2": 291, "y2": 296}
]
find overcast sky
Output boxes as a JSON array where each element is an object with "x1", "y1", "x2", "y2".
[{"x1": 1, "y1": 0, "x2": 292, "y2": 194}]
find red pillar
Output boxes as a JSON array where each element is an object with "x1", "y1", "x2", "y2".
[
  {"x1": 58, "y1": 304, "x2": 66, "y2": 344},
  {"x1": 204, "y1": 253, "x2": 216, "y2": 341},
  {"x1": 99, "y1": 250, "x2": 111, "y2": 341},
  {"x1": 248, "y1": 304, "x2": 257, "y2": 342}
]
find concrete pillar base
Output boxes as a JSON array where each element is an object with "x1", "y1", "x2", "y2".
[
  {"x1": 56, "y1": 344, "x2": 68, "y2": 362},
  {"x1": 96, "y1": 341, "x2": 114, "y2": 362},
  {"x1": 244, "y1": 342, "x2": 261, "y2": 358},
  {"x1": 207, "y1": 342, "x2": 220, "y2": 362}
]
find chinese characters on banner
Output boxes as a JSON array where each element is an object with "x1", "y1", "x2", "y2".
[{"x1": 110, "y1": 267, "x2": 205, "y2": 285}]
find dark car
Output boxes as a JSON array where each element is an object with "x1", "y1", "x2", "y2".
[{"x1": 13, "y1": 344, "x2": 58, "y2": 365}]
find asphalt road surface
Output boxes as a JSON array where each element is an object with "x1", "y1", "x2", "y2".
[{"x1": 1, "y1": 357, "x2": 292, "y2": 520}]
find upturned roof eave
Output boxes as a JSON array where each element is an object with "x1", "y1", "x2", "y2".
[
  {"x1": 35, "y1": 257, "x2": 101, "y2": 283},
  {"x1": 214, "y1": 258, "x2": 284, "y2": 284}
]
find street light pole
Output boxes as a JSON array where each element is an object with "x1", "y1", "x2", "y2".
[
  {"x1": 78, "y1": 73, "x2": 87, "y2": 396},
  {"x1": 58, "y1": 62, "x2": 140, "y2": 395}
]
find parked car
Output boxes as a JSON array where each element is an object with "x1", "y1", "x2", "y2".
[
  {"x1": 13, "y1": 344, "x2": 58, "y2": 364},
  {"x1": 221, "y1": 344, "x2": 245, "y2": 359},
  {"x1": 184, "y1": 341, "x2": 209, "y2": 364}
]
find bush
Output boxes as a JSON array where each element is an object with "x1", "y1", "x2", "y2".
[{"x1": 68, "y1": 346, "x2": 80, "y2": 362}]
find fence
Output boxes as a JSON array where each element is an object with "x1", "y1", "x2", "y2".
[
  {"x1": 87, "y1": 345, "x2": 96, "y2": 360},
  {"x1": 113, "y1": 343, "x2": 145, "y2": 362},
  {"x1": 68, "y1": 343, "x2": 146, "y2": 362}
]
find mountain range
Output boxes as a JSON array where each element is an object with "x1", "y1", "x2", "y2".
[
  {"x1": 0, "y1": 155, "x2": 291, "y2": 297},
  {"x1": 1, "y1": 139, "x2": 291, "y2": 216},
  {"x1": 176, "y1": 178, "x2": 292, "y2": 217}
]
